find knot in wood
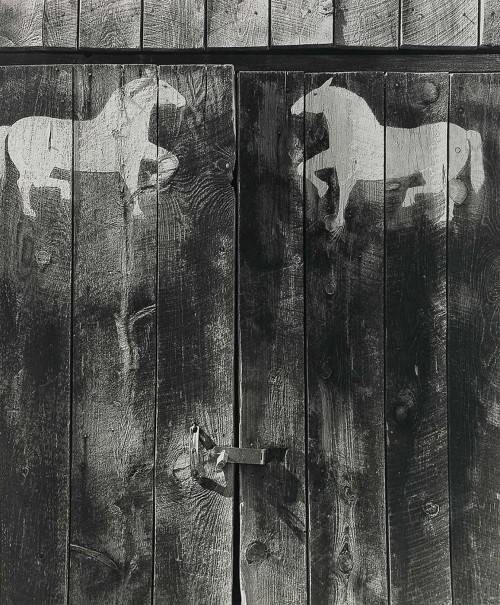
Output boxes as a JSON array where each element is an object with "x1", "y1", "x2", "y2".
[
  {"x1": 421, "y1": 81, "x2": 439, "y2": 104},
  {"x1": 245, "y1": 541, "x2": 269, "y2": 565},
  {"x1": 423, "y1": 500, "x2": 440, "y2": 517},
  {"x1": 337, "y1": 543, "x2": 353, "y2": 574},
  {"x1": 324, "y1": 280, "x2": 336, "y2": 296},
  {"x1": 35, "y1": 250, "x2": 51, "y2": 267}
]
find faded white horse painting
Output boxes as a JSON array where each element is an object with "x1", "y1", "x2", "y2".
[
  {"x1": 0, "y1": 73, "x2": 186, "y2": 218},
  {"x1": 291, "y1": 78, "x2": 485, "y2": 226}
]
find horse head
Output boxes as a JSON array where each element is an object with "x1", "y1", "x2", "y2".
[
  {"x1": 122, "y1": 74, "x2": 186, "y2": 116},
  {"x1": 291, "y1": 76, "x2": 334, "y2": 115},
  {"x1": 158, "y1": 79, "x2": 186, "y2": 109}
]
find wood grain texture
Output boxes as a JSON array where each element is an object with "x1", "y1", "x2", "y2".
[
  {"x1": 79, "y1": 0, "x2": 141, "y2": 48},
  {"x1": 0, "y1": 0, "x2": 77, "y2": 47},
  {"x1": 385, "y1": 72, "x2": 452, "y2": 605},
  {"x1": 334, "y1": 0, "x2": 397, "y2": 47},
  {"x1": 238, "y1": 71, "x2": 307, "y2": 605},
  {"x1": 143, "y1": 0, "x2": 204, "y2": 49},
  {"x1": 0, "y1": 65, "x2": 72, "y2": 603},
  {"x1": 0, "y1": 0, "x2": 44, "y2": 46},
  {"x1": 449, "y1": 73, "x2": 500, "y2": 605},
  {"x1": 44, "y1": 0, "x2": 78, "y2": 47},
  {"x1": 271, "y1": 0, "x2": 332, "y2": 46},
  {"x1": 70, "y1": 64, "x2": 157, "y2": 603},
  {"x1": 481, "y1": 1, "x2": 500, "y2": 45},
  {"x1": 154, "y1": 65, "x2": 236, "y2": 605},
  {"x1": 207, "y1": 0, "x2": 268, "y2": 47},
  {"x1": 304, "y1": 72, "x2": 387, "y2": 604},
  {"x1": 401, "y1": 0, "x2": 477, "y2": 46}
]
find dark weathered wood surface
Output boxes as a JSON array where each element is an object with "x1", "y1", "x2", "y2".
[
  {"x1": 0, "y1": 65, "x2": 72, "y2": 604},
  {"x1": 481, "y1": 3, "x2": 500, "y2": 46},
  {"x1": 70, "y1": 64, "x2": 156, "y2": 603},
  {"x1": 79, "y1": 0, "x2": 141, "y2": 48},
  {"x1": 305, "y1": 72, "x2": 387, "y2": 604},
  {"x1": 207, "y1": 0, "x2": 268, "y2": 47},
  {"x1": 385, "y1": 72, "x2": 452, "y2": 605},
  {"x1": 334, "y1": 0, "x2": 397, "y2": 46},
  {"x1": 401, "y1": 0, "x2": 477, "y2": 46},
  {"x1": 154, "y1": 65, "x2": 236, "y2": 605},
  {"x1": 449, "y1": 72, "x2": 500, "y2": 605},
  {"x1": 238, "y1": 71, "x2": 307, "y2": 605},
  {"x1": 271, "y1": 0, "x2": 332, "y2": 46},
  {"x1": 143, "y1": 0, "x2": 204, "y2": 49}
]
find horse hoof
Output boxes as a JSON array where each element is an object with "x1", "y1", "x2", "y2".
[
  {"x1": 23, "y1": 208, "x2": 36, "y2": 218},
  {"x1": 132, "y1": 208, "x2": 145, "y2": 219}
]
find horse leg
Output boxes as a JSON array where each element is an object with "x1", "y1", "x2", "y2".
[
  {"x1": 33, "y1": 175, "x2": 71, "y2": 201},
  {"x1": 124, "y1": 159, "x2": 144, "y2": 218},
  {"x1": 301, "y1": 152, "x2": 331, "y2": 197},
  {"x1": 17, "y1": 173, "x2": 35, "y2": 217},
  {"x1": 335, "y1": 179, "x2": 355, "y2": 227},
  {"x1": 158, "y1": 148, "x2": 179, "y2": 185}
]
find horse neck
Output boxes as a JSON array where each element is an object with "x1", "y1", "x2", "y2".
[
  {"x1": 324, "y1": 93, "x2": 382, "y2": 133},
  {"x1": 94, "y1": 91, "x2": 155, "y2": 128}
]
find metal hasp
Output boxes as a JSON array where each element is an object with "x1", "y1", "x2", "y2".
[{"x1": 190, "y1": 424, "x2": 269, "y2": 476}]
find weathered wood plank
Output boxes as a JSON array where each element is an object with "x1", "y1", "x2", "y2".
[
  {"x1": 143, "y1": 0, "x2": 204, "y2": 49},
  {"x1": 79, "y1": 0, "x2": 141, "y2": 48},
  {"x1": 44, "y1": 0, "x2": 78, "y2": 46},
  {"x1": 448, "y1": 73, "x2": 500, "y2": 605},
  {"x1": 0, "y1": 0, "x2": 77, "y2": 47},
  {"x1": 481, "y1": 3, "x2": 500, "y2": 45},
  {"x1": 238, "y1": 71, "x2": 307, "y2": 605},
  {"x1": 385, "y1": 72, "x2": 452, "y2": 605},
  {"x1": 401, "y1": 0, "x2": 477, "y2": 46},
  {"x1": 70, "y1": 64, "x2": 157, "y2": 603},
  {"x1": 334, "y1": 0, "x2": 397, "y2": 47},
  {"x1": 271, "y1": 0, "x2": 332, "y2": 46},
  {"x1": 0, "y1": 65, "x2": 72, "y2": 603},
  {"x1": 0, "y1": 0, "x2": 43, "y2": 46},
  {"x1": 303, "y1": 72, "x2": 387, "y2": 604},
  {"x1": 155, "y1": 65, "x2": 236, "y2": 604},
  {"x1": 207, "y1": 0, "x2": 268, "y2": 47}
]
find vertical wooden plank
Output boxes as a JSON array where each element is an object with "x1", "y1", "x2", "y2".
[
  {"x1": 334, "y1": 0, "x2": 397, "y2": 47},
  {"x1": 385, "y1": 72, "x2": 452, "y2": 605},
  {"x1": 207, "y1": 0, "x2": 268, "y2": 47},
  {"x1": 0, "y1": 0, "x2": 77, "y2": 47},
  {"x1": 70, "y1": 64, "x2": 157, "y2": 603},
  {"x1": 44, "y1": 0, "x2": 78, "y2": 47},
  {"x1": 303, "y1": 73, "x2": 387, "y2": 604},
  {"x1": 271, "y1": 0, "x2": 332, "y2": 46},
  {"x1": 79, "y1": 0, "x2": 141, "y2": 48},
  {"x1": 0, "y1": 0, "x2": 44, "y2": 46},
  {"x1": 449, "y1": 73, "x2": 500, "y2": 605},
  {"x1": 0, "y1": 65, "x2": 72, "y2": 603},
  {"x1": 481, "y1": 3, "x2": 500, "y2": 45},
  {"x1": 238, "y1": 71, "x2": 307, "y2": 604},
  {"x1": 143, "y1": 0, "x2": 204, "y2": 49},
  {"x1": 155, "y1": 65, "x2": 236, "y2": 604},
  {"x1": 401, "y1": 0, "x2": 477, "y2": 46}
]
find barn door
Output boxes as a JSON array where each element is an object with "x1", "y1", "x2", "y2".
[{"x1": 1, "y1": 65, "x2": 500, "y2": 605}]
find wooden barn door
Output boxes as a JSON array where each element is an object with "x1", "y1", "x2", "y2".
[{"x1": 1, "y1": 65, "x2": 500, "y2": 605}]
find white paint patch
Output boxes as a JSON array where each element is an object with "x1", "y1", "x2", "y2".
[
  {"x1": 0, "y1": 74, "x2": 186, "y2": 218},
  {"x1": 291, "y1": 80, "x2": 485, "y2": 227}
]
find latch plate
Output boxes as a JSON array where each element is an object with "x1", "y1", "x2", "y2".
[{"x1": 190, "y1": 424, "x2": 268, "y2": 477}]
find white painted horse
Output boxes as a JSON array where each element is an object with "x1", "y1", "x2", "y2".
[
  {"x1": 0, "y1": 74, "x2": 186, "y2": 218},
  {"x1": 291, "y1": 78, "x2": 485, "y2": 226}
]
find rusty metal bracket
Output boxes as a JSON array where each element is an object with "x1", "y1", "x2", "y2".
[{"x1": 190, "y1": 424, "x2": 268, "y2": 477}]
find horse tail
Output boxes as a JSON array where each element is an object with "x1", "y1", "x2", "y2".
[
  {"x1": 0, "y1": 126, "x2": 10, "y2": 195},
  {"x1": 467, "y1": 129, "x2": 485, "y2": 193}
]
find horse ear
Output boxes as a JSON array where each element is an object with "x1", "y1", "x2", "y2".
[{"x1": 325, "y1": 77, "x2": 334, "y2": 87}]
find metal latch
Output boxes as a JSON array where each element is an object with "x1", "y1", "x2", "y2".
[{"x1": 190, "y1": 424, "x2": 268, "y2": 477}]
